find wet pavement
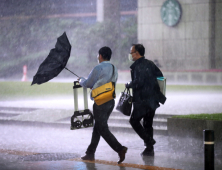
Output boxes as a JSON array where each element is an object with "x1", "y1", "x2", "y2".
[
  {"x1": 0, "y1": 86, "x2": 222, "y2": 169},
  {"x1": 0, "y1": 123, "x2": 220, "y2": 170},
  {"x1": 0, "y1": 112, "x2": 222, "y2": 170}
]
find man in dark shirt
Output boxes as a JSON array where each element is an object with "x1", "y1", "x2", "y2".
[{"x1": 126, "y1": 44, "x2": 166, "y2": 156}]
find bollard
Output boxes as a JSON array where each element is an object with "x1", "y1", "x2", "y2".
[
  {"x1": 203, "y1": 130, "x2": 214, "y2": 170},
  {"x1": 21, "y1": 65, "x2": 27, "y2": 81}
]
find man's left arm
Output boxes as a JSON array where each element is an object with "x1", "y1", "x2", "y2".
[{"x1": 79, "y1": 66, "x2": 100, "y2": 88}]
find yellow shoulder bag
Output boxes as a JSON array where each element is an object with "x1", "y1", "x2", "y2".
[{"x1": 91, "y1": 65, "x2": 116, "y2": 105}]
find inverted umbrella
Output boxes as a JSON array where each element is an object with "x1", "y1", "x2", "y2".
[{"x1": 31, "y1": 32, "x2": 79, "y2": 85}]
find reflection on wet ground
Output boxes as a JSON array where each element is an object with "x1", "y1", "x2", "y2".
[{"x1": 0, "y1": 124, "x2": 221, "y2": 170}]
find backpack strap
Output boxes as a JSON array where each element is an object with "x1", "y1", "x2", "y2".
[
  {"x1": 110, "y1": 64, "x2": 115, "y2": 82},
  {"x1": 110, "y1": 64, "x2": 116, "y2": 98}
]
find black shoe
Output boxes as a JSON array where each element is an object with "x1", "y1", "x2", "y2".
[
  {"x1": 144, "y1": 139, "x2": 156, "y2": 146},
  {"x1": 81, "y1": 154, "x2": 95, "y2": 161},
  {"x1": 141, "y1": 147, "x2": 154, "y2": 156},
  {"x1": 117, "y1": 146, "x2": 128, "y2": 164}
]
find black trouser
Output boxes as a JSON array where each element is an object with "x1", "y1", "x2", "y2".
[
  {"x1": 86, "y1": 99, "x2": 123, "y2": 154},
  {"x1": 129, "y1": 102, "x2": 156, "y2": 147}
]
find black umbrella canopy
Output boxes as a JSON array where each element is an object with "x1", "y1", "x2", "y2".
[{"x1": 31, "y1": 32, "x2": 72, "y2": 85}]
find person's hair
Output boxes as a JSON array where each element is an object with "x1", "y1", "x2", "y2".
[
  {"x1": 132, "y1": 44, "x2": 145, "y2": 56},
  {"x1": 98, "y1": 46, "x2": 112, "y2": 60}
]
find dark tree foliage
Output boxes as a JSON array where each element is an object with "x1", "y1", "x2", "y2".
[{"x1": 0, "y1": 16, "x2": 137, "y2": 78}]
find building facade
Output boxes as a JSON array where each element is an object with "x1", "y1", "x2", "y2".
[{"x1": 138, "y1": 0, "x2": 222, "y2": 71}]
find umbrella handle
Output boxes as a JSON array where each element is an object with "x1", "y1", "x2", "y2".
[{"x1": 65, "y1": 67, "x2": 80, "y2": 78}]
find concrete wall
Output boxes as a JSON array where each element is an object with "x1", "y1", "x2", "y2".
[
  {"x1": 138, "y1": 0, "x2": 222, "y2": 70},
  {"x1": 164, "y1": 70, "x2": 222, "y2": 84},
  {"x1": 215, "y1": 0, "x2": 222, "y2": 69},
  {"x1": 118, "y1": 70, "x2": 222, "y2": 84}
]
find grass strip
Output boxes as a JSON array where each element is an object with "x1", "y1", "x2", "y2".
[
  {"x1": 172, "y1": 113, "x2": 222, "y2": 121},
  {"x1": 0, "y1": 81, "x2": 222, "y2": 100},
  {"x1": 0, "y1": 81, "x2": 125, "y2": 100}
]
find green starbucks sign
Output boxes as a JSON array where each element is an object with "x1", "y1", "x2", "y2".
[{"x1": 161, "y1": 0, "x2": 182, "y2": 27}]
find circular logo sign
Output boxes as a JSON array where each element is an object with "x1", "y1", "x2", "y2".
[{"x1": 161, "y1": 0, "x2": 182, "y2": 27}]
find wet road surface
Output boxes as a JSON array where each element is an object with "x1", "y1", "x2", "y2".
[{"x1": 0, "y1": 124, "x2": 222, "y2": 170}]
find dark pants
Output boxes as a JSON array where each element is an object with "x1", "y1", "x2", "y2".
[
  {"x1": 86, "y1": 99, "x2": 123, "y2": 154},
  {"x1": 129, "y1": 102, "x2": 156, "y2": 147}
]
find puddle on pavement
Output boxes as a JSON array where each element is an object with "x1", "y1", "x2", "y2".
[{"x1": 19, "y1": 153, "x2": 79, "y2": 161}]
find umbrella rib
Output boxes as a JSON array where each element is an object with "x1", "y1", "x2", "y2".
[
  {"x1": 65, "y1": 67, "x2": 80, "y2": 78},
  {"x1": 53, "y1": 58, "x2": 79, "y2": 78}
]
